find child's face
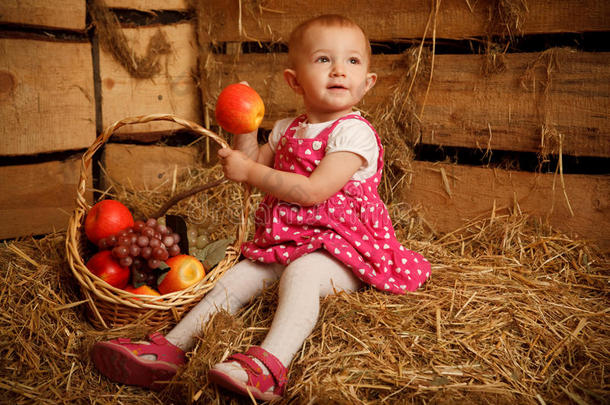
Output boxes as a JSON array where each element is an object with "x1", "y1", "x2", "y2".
[{"x1": 285, "y1": 24, "x2": 377, "y2": 123}]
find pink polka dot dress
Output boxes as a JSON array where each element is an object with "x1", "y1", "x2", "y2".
[{"x1": 242, "y1": 114, "x2": 430, "y2": 294}]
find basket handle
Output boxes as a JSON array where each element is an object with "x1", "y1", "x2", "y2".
[{"x1": 75, "y1": 113, "x2": 251, "y2": 247}]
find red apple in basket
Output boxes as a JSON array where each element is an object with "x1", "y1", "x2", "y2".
[
  {"x1": 85, "y1": 199, "x2": 134, "y2": 245},
  {"x1": 215, "y1": 83, "x2": 265, "y2": 134},
  {"x1": 86, "y1": 250, "x2": 130, "y2": 289}
]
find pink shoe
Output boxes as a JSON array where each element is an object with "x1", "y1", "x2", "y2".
[
  {"x1": 208, "y1": 346, "x2": 288, "y2": 401},
  {"x1": 91, "y1": 332, "x2": 186, "y2": 391}
]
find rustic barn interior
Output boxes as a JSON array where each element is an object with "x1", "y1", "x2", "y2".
[{"x1": 1, "y1": 1, "x2": 608, "y2": 404}]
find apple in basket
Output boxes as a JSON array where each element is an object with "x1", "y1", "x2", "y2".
[
  {"x1": 124, "y1": 284, "x2": 161, "y2": 297},
  {"x1": 215, "y1": 83, "x2": 265, "y2": 134},
  {"x1": 157, "y1": 254, "x2": 205, "y2": 294},
  {"x1": 86, "y1": 250, "x2": 131, "y2": 289},
  {"x1": 85, "y1": 199, "x2": 134, "y2": 245}
]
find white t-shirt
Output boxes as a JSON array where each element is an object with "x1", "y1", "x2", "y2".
[{"x1": 268, "y1": 112, "x2": 379, "y2": 181}]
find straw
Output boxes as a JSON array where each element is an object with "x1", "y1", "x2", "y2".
[{"x1": 2, "y1": 210, "x2": 607, "y2": 404}]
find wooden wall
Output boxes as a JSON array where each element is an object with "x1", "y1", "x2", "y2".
[
  {"x1": 0, "y1": 0, "x2": 608, "y2": 249},
  {"x1": 0, "y1": 0, "x2": 199, "y2": 239},
  {"x1": 196, "y1": 0, "x2": 610, "y2": 249}
]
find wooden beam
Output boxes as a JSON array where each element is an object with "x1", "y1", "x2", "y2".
[
  {"x1": 0, "y1": 38, "x2": 96, "y2": 155},
  {"x1": 208, "y1": 51, "x2": 610, "y2": 157},
  {"x1": 0, "y1": 158, "x2": 92, "y2": 239},
  {"x1": 104, "y1": 0, "x2": 189, "y2": 11},
  {"x1": 101, "y1": 143, "x2": 202, "y2": 190},
  {"x1": 404, "y1": 160, "x2": 610, "y2": 249},
  {"x1": 99, "y1": 23, "x2": 202, "y2": 137},
  {"x1": 0, "y1": 0, "x2": 86, "y2": 31},
  {"x1": 198, "y1": 0, "x2": 610, "y2": 42}
]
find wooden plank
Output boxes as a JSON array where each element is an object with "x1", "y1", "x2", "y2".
[
  {"x1": 101, "y1": 143, "x2": 202, "y2": 190},
  {"x1": 0, "y1": 0, "x2": 86, "y2": 31},
  {"x1": 0, "y1": 157, "x2": 92, "y2": 239},
  {"x1": 404, "y1": 161, "x2": 610, "y2": 249},
  {"x1": 199, "y1": 0, "x2": 610, "y2": 42},
  {"x1": 104, "y1": 0, "x2": 188, "y2": 11},
  {"x1": 0, "y1": 39, "x2": 96, "y2": 156},
  {"x1": 209, "y1": 51, "x2": 610, "y2": 157},
  {"x1": 99, "y1": 23, "x2": 202, "y2": 136},
  {"x1": 412, "y1": 51, "x2": 610, "y2": 158}
]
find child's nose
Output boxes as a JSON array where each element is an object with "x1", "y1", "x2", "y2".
[{"x1": 331, "y1": 63, "x2": 346, "y2": 77}]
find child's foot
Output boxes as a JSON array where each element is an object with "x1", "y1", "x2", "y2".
[
  {"x1": 208, "y1": 346, "x2": 287, "y2": 401},
  {"x1": 91, "y1": 332, "x2": 186, "y2": 391}
]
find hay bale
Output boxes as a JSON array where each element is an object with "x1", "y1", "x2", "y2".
[{"x1": 1, "y1": 209, "x2": 607, "y2": 404}]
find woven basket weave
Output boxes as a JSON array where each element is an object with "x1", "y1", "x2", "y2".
[{"x1": 65, "y1": 114, "x2": 250, "y2": 330}]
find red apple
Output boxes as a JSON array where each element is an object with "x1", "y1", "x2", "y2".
[
  {"x1": 85, "y1": 199, "x2": 134, "y2": 245},
  {"x1": 215, "y1": 83, "x2": 265, "y2": 134},
  {"x1": 86, "y1": 250, "x2": 131, "y2": 289}
]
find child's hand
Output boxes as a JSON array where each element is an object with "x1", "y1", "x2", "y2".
[{"x1": 218, "y1": 147, "x2": 253, "y2": 183}]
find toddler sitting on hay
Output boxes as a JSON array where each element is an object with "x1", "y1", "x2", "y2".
[{"x1": 91, "y1": 14, "x2": 430, "y2": 400}]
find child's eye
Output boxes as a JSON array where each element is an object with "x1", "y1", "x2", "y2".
[
  {"x1": 349, "y1": 57, "x2": 361, "y2": 64},
  {"x1": 316, "y1": 56, "x2": 330, "y2": 63}
]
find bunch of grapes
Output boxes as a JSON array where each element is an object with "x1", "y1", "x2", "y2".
[
  {"x1": 187, "y1": 223, "x2": 211, "y2": 256},
  {"x1": 97, "y1": 218, "x2": 181, "y2": 271}
]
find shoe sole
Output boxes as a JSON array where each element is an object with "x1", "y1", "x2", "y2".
[
  {"x1": 208, "y1": 368, "x2": 281, "y2": 401},
  {"x1": 91, "y1": 341, "x2": 178, "y2": 391}
]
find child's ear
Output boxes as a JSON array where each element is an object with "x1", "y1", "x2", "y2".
[
  {"x1": 365, "y1": 72, "x2": 377, "y2": 93},
  {"x1": 283, "y1": 69, "x2": 304, "y2": 95}
]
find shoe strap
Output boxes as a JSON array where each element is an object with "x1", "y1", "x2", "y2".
[
  {"x1": 245, "y1": 346, "x2": 288, "y2": 391},
  {"x1": 148, "y1": 332, "x2": 169, "y2": 345}
]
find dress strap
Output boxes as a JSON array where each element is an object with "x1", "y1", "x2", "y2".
[{"x1": 282, "y1": 114, "x2": 307, "y2": 138}]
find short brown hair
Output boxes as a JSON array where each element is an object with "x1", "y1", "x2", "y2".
[{"x1": 287, "y1": 14, "x2": 372, "y2": 67}]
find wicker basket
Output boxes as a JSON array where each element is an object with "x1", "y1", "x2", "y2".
[{"x1": 65, "y1": 114, "x2": 250, "y2": 330}]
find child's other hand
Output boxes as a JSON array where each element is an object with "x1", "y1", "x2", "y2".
[{"x1": 218, "y1": 147, "x2": 253, "y2": 183}]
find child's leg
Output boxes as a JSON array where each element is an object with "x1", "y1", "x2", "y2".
[
  {"x1": 166, "y1": 259, "x2": 283, "y2": 351},
  {"x1": 91, "y1": 259, "x2": 282, "y2": 390},
  {"x1": 211, "y1": 251, "x2": 362, "y2": 391},
  {"x1": 260, "y1": 251, "x2": 363, "y2": 364}
]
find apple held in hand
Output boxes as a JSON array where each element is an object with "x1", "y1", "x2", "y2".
[
  {"x1": 85, "y1": 199, "x2": 134, "y2": 245},
  {"x1": 86, "y1": 250, "x2": 130, "y2": 289},
  {"x1": 215, "y1": 83, "x2": 265, "y2": 134},
  {"x1": 157, "y1": 254, "x2": 205, "y2": 294}
]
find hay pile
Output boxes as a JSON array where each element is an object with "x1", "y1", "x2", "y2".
[{"x1": 1, "y1": 182, "x2": 608, "y2": 404}]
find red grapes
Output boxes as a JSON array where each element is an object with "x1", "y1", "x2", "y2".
[{"x1": 97, "y1": 218, "x2": 181, "y2": 273}]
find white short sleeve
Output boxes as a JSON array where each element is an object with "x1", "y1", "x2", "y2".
[
  {"x1": 326, "y1": 119, "x2": 379, "y2": 181},
  {"x1": 267, "y1": 117, "x2": 294, "y2": 152}
]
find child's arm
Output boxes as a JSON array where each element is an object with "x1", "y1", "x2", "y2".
[
  {"x1": 218, "y1": 147, "x2": 364, "y2": 206},
  {"x1": 231, "y1": 132, "x2": 275, "y2": 167}
]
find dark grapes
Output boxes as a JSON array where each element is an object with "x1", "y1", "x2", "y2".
[
  {"x1": 168, "y1": 244, "x2": 180, "y2": 256},
  {"x1": 129, "y1": 244, "x2": 141, "y2": 257},
  {"x1": 141, "y1": 246, "x2": 152, "y2": 259},
  {"x1": 97, "y1": 238, "x2": 110, "y2": 250},
  {"x1": 142, "y1": 227, "x2": 155, "y2": 238},
  {"x1": 104, "y1": 217, "x2": 181, "y2": 274},
  {"x1": 162, "y1": 235, "x2": 174, "y2": 247},
  {"x1": 137, "y1": 235, "x2": 149, "y2": 247},
  {"x1": 113, "y1": 245, "x2": 129, "y2": 259},
  {"x1": 148, "y1": 258, "x2": 161, "y2": 269}
]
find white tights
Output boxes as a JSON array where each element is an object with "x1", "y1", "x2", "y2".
[{"x1": 165, "y1": 251, "x2": 362, "y2": 368}]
